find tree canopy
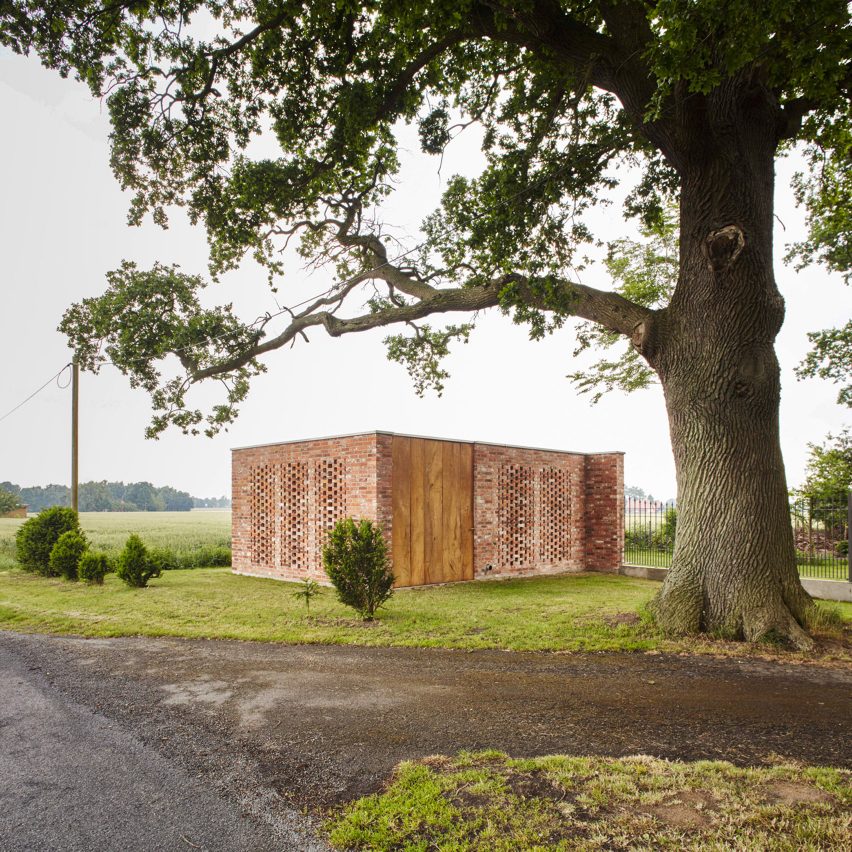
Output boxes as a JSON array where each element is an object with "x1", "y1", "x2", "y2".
[
  {"x1": 0, "y1": 487, "x2": 23, "y2": 513},
  {"x1": 1, "y1": 1, "x2": 849, "y2": 435},
  {"x1": 0, "y1": 480, "x2": 225, "y2": 512},
  {"x1": 798, "y1": 429, "x2": 852, "y2": 501}
]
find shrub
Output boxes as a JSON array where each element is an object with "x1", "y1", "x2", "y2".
[
  {"x1": 78, "y1": 551, "x2": 110, "y2": 585},
  {"x1": 49, "y1": 529, "x2": 88, "y2": 581},
  {"x1": 323, "y1": 518, "x2": 394, "y2": 620},
  {"x1": 193, "y1": 544, "x2": 232, "y2": 567},
  {"x1": 146, "y1": 544, "x2": 232, "y2": 571},
  {"x1": 147, "y1": 547, "x2": 182, "y2": 573},
  {"x1": 115, "y1": 534, "x2": 162, "y2": 588},
  {"x1": 15, "y1": 507, "x2": 80, "y2": 575},
  {"x1": 624, "y1": 525, "x2": 654, "y2": 550}
]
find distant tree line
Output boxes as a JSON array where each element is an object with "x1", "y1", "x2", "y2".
[{"x1": 0, "y1": 481, "x2": 230, "y2": 513}]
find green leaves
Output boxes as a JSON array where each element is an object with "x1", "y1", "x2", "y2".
[
  {"x1": 796, "y1": 321, "x2": 852, "y2": 408},
  {"x1": 58, "y1": 261, "x2": 265, "y2": 437},
  {"x1": 4, "y1": 0, "x2": 850, "y2": 434},
  {"x1": 568, "y1": 208, "x2": 678, "y2": 403},
  {"x1": 646, "y1": 0, "x2": 851, "y2": 112},
  {"x1": 798, "y1": 428, "x2": 852, "y2": 499},
  {"x1": 385, "y1": 322, "x2": 473, "y2": 396},
  {"x1": 788, "y1": 106, "x2": 852, "y2": 283}
]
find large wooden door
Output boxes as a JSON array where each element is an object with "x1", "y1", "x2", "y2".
[{"x1": 391, "y1": 436, "x2": 473, "y2": 587}]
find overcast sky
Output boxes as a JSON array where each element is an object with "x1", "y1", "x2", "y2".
[{"x1": 0, "y1": 48, "x2": 849, "y2": 500}]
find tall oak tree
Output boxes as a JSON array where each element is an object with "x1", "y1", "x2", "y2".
[{"x1": 2, "y1": 0, "x2": 850, "y2": 647}]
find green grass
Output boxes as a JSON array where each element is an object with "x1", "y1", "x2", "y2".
[
  {"x1": 0, "y1": 510, "x2": 231, "y2": 570},
  {"x1": 325, "y1": 751, "x2": 852, "y2": 851},
  {"x1": 0, "y1": 567, "x2": 849, "y2": 657}
]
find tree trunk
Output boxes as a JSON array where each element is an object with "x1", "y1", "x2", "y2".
[{"x1": 646, "y1": 85, "x2": 815, "y2": 649}]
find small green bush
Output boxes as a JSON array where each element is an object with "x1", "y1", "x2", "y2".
[
  {"x1": 652, "y1": 507, "x2": 677, "y2": 550},
  {"x1": 15, "y1": 507, "x2": 80, "y2": 575},
  {"x1": 49, "y1": 529, "x2": 88, "y2": 581},
  {"x1": 115, "y1": 534, "x2": 162, "y2": 588},
  {"x1": 78, "y1": 551, "x2": 110, "y2": 585},
  {"x1": 323, "y1": 518, "x2": 394, "y2": 620},
  {"x1": 147, "y1": 547, "x2": 182, "y2": 573},
  {"x1": 192, "y1": 544, "x2": 232, "y2": 567}
]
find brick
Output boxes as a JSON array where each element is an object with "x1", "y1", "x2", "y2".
[{"x1": 232, "y1": 432, "x2": 624, "y2": 584}]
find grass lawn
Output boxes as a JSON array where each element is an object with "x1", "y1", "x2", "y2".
[
  {"x1": 0, "y1": 567, "x2": 849, "y2": 658},
  {"x1": 325, "y1": 751, "x2": 851, "y2": 851},
  {"x1": 0, "y1": 510, "x2": 231, "y2": 569}
]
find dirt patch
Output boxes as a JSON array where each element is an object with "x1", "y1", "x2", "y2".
[
  {"x1": 762, "y1": 781, "x2": 834, "y2": 806},
  {"x1": 304, "y1": 616, "x2": 380, "y2": 629},
  {"x1": 601, "y1": 612, "x2": 643, "y2": 627},
  {"x1": 449, "y1": 787, "x2": 492, "y2": 809},
  {"x1": 506, "y1": 770, "x2": 566, "y2": 801},
  {"x1": 644, "y1": 790, "x2": 718, "y2": 830}
]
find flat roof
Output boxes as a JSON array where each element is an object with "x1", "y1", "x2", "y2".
[{"x1": 232, "y1": 430, "x2": 623, "y2": 456}]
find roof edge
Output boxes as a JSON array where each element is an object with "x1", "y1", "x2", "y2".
[{"x1": 231, "y1": 430, "x2": 624, "y2": 457}]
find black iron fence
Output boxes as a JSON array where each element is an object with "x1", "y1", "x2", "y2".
[
  {"x1": 623, "y1": 494, "x2": 851, "y2": 582},
  {"x1": 624, "y1": 498, "x2": 677, "y2": 569}
]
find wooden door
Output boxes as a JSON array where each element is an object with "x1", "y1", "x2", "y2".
[{"x1": 391, "y1": 436, "x2": 473, "y2": 586}]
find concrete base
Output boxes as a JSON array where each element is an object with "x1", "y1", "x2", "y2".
[
  {"x1": 800, "y1": 577, "x2": 852, "y2": 603},
  {"x1": 620, "y1": 564, "x2": 852, "y2": 603},
  {"x1": 619, "y1": 564, "x2": 670, "y2": 582}
]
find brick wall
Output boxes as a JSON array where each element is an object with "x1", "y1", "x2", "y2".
[
  {"x1": 583, "y1": 452, "x2": 625, "y2": 572},
  {"x1": 232, "y1": 432, "x2": 624, "y2": 584},
  {"x1": 231, "y1": 434, "x2": 380, "y2": 582},
  {"x1": 472, "y1": 443, "x2": 588, "y2": 579},
  {"x1": 375, "y1": 432, "x2": 395, "y2": 552}
]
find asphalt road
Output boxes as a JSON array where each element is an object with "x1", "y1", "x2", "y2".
[
  {"x1": 0, "y1": 645, "x2": 325, "y2": 852},
  {"x1": 1, "y1": 630, "x2": 849, "y2": 850}
]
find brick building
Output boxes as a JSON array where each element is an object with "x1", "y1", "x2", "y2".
[{"x1": 232, "y1": 431, "x2": 623, "y2": 587}]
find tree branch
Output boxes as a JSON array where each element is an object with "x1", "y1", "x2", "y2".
[
  {"x1": 775, "y1": 67, "x2": 852, "y2": 141},
  {"x1": 191, "y1": 273, "x2": 652, "y2": 380}
]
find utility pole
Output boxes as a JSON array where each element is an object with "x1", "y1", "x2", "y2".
[{"x1": 71, "y1": 361, "x2": 79, "y2": 512}]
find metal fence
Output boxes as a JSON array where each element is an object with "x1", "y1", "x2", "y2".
[
  {"x1": 624, "y1": 498, "x2": 677, "y2": 569},
  {"x1": 789, "y1": 495, "x2": 849, "y2": 581},
  {"x1": 623, "y1": 494, "x2": 851, "y2": 582}
]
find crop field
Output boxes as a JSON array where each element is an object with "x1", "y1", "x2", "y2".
[{"x1": 0, "y1": 510, "x2": 231, "y2": 569}]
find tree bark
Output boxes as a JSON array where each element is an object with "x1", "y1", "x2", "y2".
[{"x1": 646, "y1": 83, "x2": 815, "y2": 649}]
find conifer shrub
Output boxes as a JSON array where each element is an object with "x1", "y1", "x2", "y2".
[
  {"x1": 49, "y1": 529, "x2": 88, "y2": 581},
  {"x1": 322, "y1": 518, "x2": 394, "y2": 620},
  {"x1": 15, "y1": 507, "x2": 80, "y2": 575},
  {"x1": 115, "y1": 534, "x2": 162, "y2": 588},
  {"x1": 78, "y1": 551, "x2": 110, "y2": 585}
]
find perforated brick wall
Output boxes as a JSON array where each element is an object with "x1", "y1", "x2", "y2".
[
  {"x1": 232, "y1": 432, "x2": 624, "y2": 583},
  {"x1": 232, "y1": 434, "x2": 381, "y2": 582},
  {"x1": 472, "y1": 443, "x2": 589, "y2": 579}
]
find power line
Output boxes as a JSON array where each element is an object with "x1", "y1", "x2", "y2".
[{"x1": 0, "y1": 363, "x2": 73, "y2": 425}]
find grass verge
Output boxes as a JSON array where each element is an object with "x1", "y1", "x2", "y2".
[
  {"x1": 0, "y1": 567, "x2": 849, "y2": 659},
  {"x1": 325, "y1": 751, "x2": 851, "y2": 851}
]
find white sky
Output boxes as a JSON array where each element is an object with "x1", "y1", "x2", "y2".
[{"x1": 0, "y1": 48, "x2": 849, "y2": 500}]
